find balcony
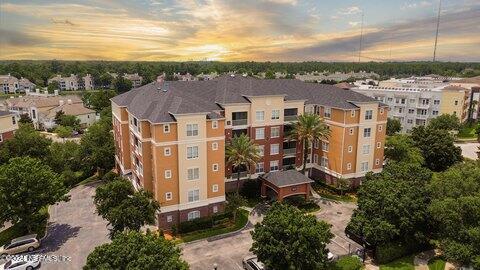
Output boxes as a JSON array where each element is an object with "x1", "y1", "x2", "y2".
[
  {"x1": 232, "y1": 111, "x2": 248, "y2": 127},
  {"x1": 284, "y1": 115, "x2": 298, "y2": 122},
  {"x1": 283, "y1": 148, "x2": 296, "y2": 155},
  {"x1": 232, "y1": 119, "x2": 248, "y2": 126},
  {"x1": 284, "y1": 108, "x2": 298, "y2": 122},
  {"x1": 416, "y1": 114, "x2": 429, "y2": 119}
]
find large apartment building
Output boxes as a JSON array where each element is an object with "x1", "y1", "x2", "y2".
[
  {"x1": 0, "y1": 74, "x2": 36, "y2": 94},
  {"x1": 353, "y1": 84, "x2": 469, "y2": 133},
  {"x1": 111, "y1": 75, "x2": 387, "y2": 229},
  {"x1": 48, "y1": 74, "x2": 95, "y2": 90}
]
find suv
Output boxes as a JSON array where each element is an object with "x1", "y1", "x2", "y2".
[
  {"x1": 0, "y1": 235, "x2": 40, "y2": 255},
  {"x1": 242, "y1": 256, "x2": 266, "y2": 270}
]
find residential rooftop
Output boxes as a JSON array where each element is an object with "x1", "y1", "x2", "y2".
[{"x1": 112, "y1": 75, "x2": 383, "y2": 123}]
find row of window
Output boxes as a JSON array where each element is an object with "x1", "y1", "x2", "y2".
[
  {"x1": 164, "y1": 164, "x2": 220, "y2": 180},
  {"x1": 254, "y1": 126, "x2": 280, "y2": 140},
  {"x1": 164, "y1": 186, "x2": 219, "y2": 203},
  {"x1": 255, "y1": 110, "x2": 282, "y2": 121},
  {"x1": 165, "y1": 206, "x2": 219, "y2": 223}
]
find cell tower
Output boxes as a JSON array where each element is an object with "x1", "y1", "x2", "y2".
[{"x1": 433, "y1": 0, "x2": 442, "y2": 62}]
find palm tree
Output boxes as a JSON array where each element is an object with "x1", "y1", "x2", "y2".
[
  {"x1": 226, "y1": 133, "x2": 260, "y2": 194},
  {"x1": 287, "y1": 113, "x2": 331, "y2": 174}
]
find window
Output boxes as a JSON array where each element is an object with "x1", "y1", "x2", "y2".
[
  {"x1": 361, "y1": 162, "x2": 369, "y2": 172},
  {"x1": 255, "y1": 163, "x2": 264, "y2": 173},
  {"x1": 351, "y1": 110, "x2": 355, "y2": 117},
  {"x1": 363, "y1": 128, "x2": 371, "y2": 138},
  {"x1": 213, "y1": 205, "x2": 218, "y2": 213},
  {"x1": 348, "y1": 145, "x2": 353, "y2": 153},
  {"x1": 187, "y1": 146, "x2": 199, "y2": 159},
  {"x1": 271, "y1": 109, "x2": 280, "y2": 120},
  {"x1": 255, "y1": 128, "x2": 265, "y2": 140},
  {"x1": 454, "y1": 100, "x2": 458, "y2": 106},
  {"x1": 377, "y1": 142, "x2": 381, "y2": 148},
  {"x1": 212, "y1": 142, "x2": 218, "y2": 150},
  {"x1": 167, "y1": 215, "x2": 173, "y2": 222},
  {"x1": 164, "y1": 170, "x2": 172, "y2": 179},
  {"x1": 362, "y1": 144, "x2": 370, "y2": 155},
  {"x1": 212, "y1": 184, "x2": 219, "y2": 192},
  {"x1": 187, "y1": 210, "x2": 200, "y2": 221},
  {"x1": 398, "y1": 108, "x2": 403, "y2": 113},
  {"x1": 324, "y1": 107, "x2": 331, "y2": 118},
  {"x1": 322, "y1": 141, "x2": 329, "y2": 152},
  {"x1": 313, "y1": 139, "x2": 319, "y2": 149},
  {"x1": 256, "y1": 111, "x2": 265, "y2": 121},
  {"x1": 407, "y1": 119, "x2": 413, "y2": 124},
  {"x1": 270, "y1": 160, "x2": 279, "y2": 171},
  {"x1": 432, "y1": 110, "x2": 439, "y2": 116},
  {"x1": 187, "y1": 168, "x2": 200, "y2": 180},
  {"x1": 434, "y1": 100, "x2": 440, "y2": 105},
  {"x1": 186, "y1": 124, "x2": 199, "y2": 136},
  {"x1": 349, "y1": 128, "x2": 354, "y2": 135},
  {"x1": 347, "y1": 163, "x2": 352, "y2": 170},
  {"x1": 165, "y1": 192, "x2": 172, "y2": 201},
  {"x1": 11, "y1": 116, "x2": 16, "y2": 125},
  {"x1": 188, "y1": 190, "x2": 200, "y2": 203},
  {"x1": 378, "y1": 125, "x2": 383, "y2": 132},
  {"x1": 320, "y1": 157, "x2": 328, "y2": 167},
  {"x1": 270, "y1": 144, "x2": 279, "y2": 155},
  {"x1": 212, "y1": 163, "x2": 219, "y2": 171},
  {"x1": 31, "y1": 109, "x2": 36, "y2": 119},
  {"x1": 380, "y1": 108, "x2": 384, "y2": 114},
  {"x1": 313, "y1": 154, "x2": 318, "y2": 163},
  {"x1": 164, "y1": 147, "x2": 171, "y2": 156},
  {"x1": 257, "y1": 145, "x2": 264, "y2": 156},
  {"x1": 212, "y1": 120, "x2": 218, "y2": 129},
  {"x1": 163, "y1": 124, "x2": 170, "y2": 133},
  {"x1": 365, "y1": 110, "x2": 373, "y2": 120},
  {"x1": 270, "y1": 127, "x2": 280, "y2": 138},
  {"x1": 375, "y1": 159, "x2": 380, "y2": 165},
  {"x1": 408, "y1": 109, "x2": 415, "y2": 114}
]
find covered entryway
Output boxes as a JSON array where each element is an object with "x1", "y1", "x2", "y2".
[{"x1": 260, "y1": 170, "x2": 314, "y2": 202}]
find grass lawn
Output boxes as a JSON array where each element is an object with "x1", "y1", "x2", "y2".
[
  {"x1": 458, "y1": 125, "x2": 477, "y2": 139},
  {"x1": 379, "y1": 255, "x2": 415, "y2": 270},
  {"x1": 311, "y1": 183, "x2": 357, "y2": 203},
  {"x1": 179, "y1": 209, "x2": 249, "y2": 243},
  {"x1": 0, "y1": 208, "x2": 49, "y2": 246},
  {"x1": 428, "y1": 258, "x2": 446, "y2": 270}
]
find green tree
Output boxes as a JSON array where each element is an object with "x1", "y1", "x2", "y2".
[
  {"x1": 84, "y1": 231, "x2": 188, "y2": 270},
  {"x1": 347, "y1": 162, "x2": 432, "y2": 246},
  {"x1": 56, "y1": 114, "x2": 81, "y2": 130},
  {"x1": 385, "y1": 134, "x2": 424, "y2": 165},
  {"x1": 18, "y1": 114, "x2": 32, "y2": 124},
  {"x1": 264, "y1": 70, "x2": 275, "y2": 79},
  {"x1": 336, "y1": 177, "x2": 350, "y2": 196},
  {"x1": 94, "y1": 179, "x2": 160, "y2": 237},
  {"x1": 97, "y1": 72, "x2": 114, "y2": 89},
  {"x1": 428, "y1": 113, "x2": 460, "y2": 131},
  {"x1": 47, "y1": 141, "x2": 81, "y2": 173},
  {"x1": 82, "y1": 90, "x2": 116, "y2": 112},
  {"x1": 47, "y1": 81, "x2": 60, "y2": 93},
  {"x1": 55, "y1": 125, "x2": 73, "y2": 138},
  {"x1": 79, "y1": 121, "x2": 114, "y2": 176},
  {"x1": 114, "y1": 76, "x2": 133, "y2": 94},
  {"x1": 226, "y1": 133, "x2": 260, "y2": 194},
  {"x1": 287, "y1": 113, "x2": 331, "y2": 174},
  {"x1": 0, "y1": 124, "x2": 52, "y2": 164},
  {"x1": 386, "y1": 118, "x2": 402, "y2": 136},
  {"x1": 411, "y1": 126, "x2": 462, "y2": 171},
  {"x1": 250, "y1": 203, "x2": 333, "y2": 270},
  {"x1": 54, "y1": 111, "x2": 65, "y2": 125},
  {"x1": 0, "y1": 157, "x2": 69, "y2": 232},
  {"x1": 225, "y1": 193, "x2": 246, "y2": 222}
]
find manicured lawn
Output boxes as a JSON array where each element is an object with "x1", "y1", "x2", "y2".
[
  {"x1": 312, "y1": 183, "x2": 357, "y2": 202},
  {"x1": 379, "y1": 255, "x2": 415, "y2": 270},
  {"x1": 179, "y1": 209, "x2": 249, "y2": 243},
  {"x1": 458, "y1": 125, "x2": 477, "y2": 139},
  {"x1": 0, "y1": 208, "x2": 49, "y2": 246},
  {"x1": 428, "y1": 258, "x2": 446, "y2": 270}
]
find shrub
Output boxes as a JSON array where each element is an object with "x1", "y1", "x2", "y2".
[
  {"x1": 178, "y1": 216, "x2": 214, "y2": 233},
  {"x1": 375, "y1": 240, "x2": 427, "y2": 264},
  {"x1": 61, "y1": 169, "x2": 80, "y2": 187},
  {"x1": 103, "y1": 171, "x2": 119, "y2": 182},
  {"x1": 240, "y1": 178, "x2": 261, "y2": 198},
  {"x1": 334, "y1": 256, "x2": 363, "y2": 270}
]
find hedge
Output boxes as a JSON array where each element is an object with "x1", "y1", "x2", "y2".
[
  {"x1": 375, "y1": 240, "x2": 428, "y2": 264},
  {"x1": 334, "y1": 256, "x2": 363, "y2": 270},
  {"x1": 178, "y1": 211, "x2": 234, "y2": 234}
]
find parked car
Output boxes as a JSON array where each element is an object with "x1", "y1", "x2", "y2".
[
  {"x1": 0, "y1": 258, "x2": 40, "y2": 270},
  {"x1": 0, "y1": 235, "x2": 40, "y2": 255},
  {"x1": 242, "y1": 256, "x2": 266, "y2": 270}
]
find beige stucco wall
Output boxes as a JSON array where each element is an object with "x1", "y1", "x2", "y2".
[{"x1": 0, "y1": 114, "x2": 17, "y2": 133}]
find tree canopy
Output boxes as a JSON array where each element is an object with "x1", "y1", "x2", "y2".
[
  {"x1": 79, "y1": 121, "x2": 115, "y2": 175},
  {"x1": 428, "y1": 113, "x2": 460, "y2": 131},
  {"x1": 386, "y1": 118, "x2": 402, "y2": 136},
  {"x1": 94, "y1": 179, "x2": 160, "y2": 237},
  {"x1": 0, "y1": 124, "x2": 52, "y2": 164},
  {"x1": 114, "y1": 76, "x2": 133, "y2": 93},
  {"x1": 0, "y1": 157, "x2": 69, "y2": 231},
  {"x1": 225, "y1": 133, "x2": 260, "y2": 193},
  {"x1": 84, "y1": 231, "x2": 188, "y2": 270},
  {"x1": 385, "y1": 134, "x2": 424, "y2": 165},
  {"x1": 250, "y1": 203, "x2": 333, "y2": 270},
  {"x1": 411, "y1": 126, "x2": 462, "y2": 171},
  {"x1": 82, "y1": 90, "x2": 117, "y2": 112}
]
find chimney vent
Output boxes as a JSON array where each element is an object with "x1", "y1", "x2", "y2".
[
  {"x1": 162, "y1": 82, "x2": 169, "y2": 92},
  {"x1": 59, "y1": 100, "x2": 64, "y2": 106}
]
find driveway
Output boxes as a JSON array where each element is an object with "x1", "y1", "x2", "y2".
[
  {"x1": 38, "y1": 182, "x2": 110, "y2": 270},
  {"x1": 455, "y1": 142, "x2": 479, "y2": 160}
]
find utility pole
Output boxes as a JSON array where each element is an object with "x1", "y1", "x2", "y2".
[
  {"x1": 433, "y1": 0, "x2": 442, "y2": 62},
  {"x1": 358, "y1": 12, "x2": 364, "y2": 63}
]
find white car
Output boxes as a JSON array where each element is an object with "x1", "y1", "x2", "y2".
[{"x1": 0, "y1": 258, "x2": 40, "y2": 270}]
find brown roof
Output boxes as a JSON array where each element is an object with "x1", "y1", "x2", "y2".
[
  {"x1": 334, "y1": 82, "x2": 355, "y2": 89},
  {"x1": 455, "y1": 76, "x2": 480, "y2": 84},
  {"x1": 6, "y1": 95, "x2": 82, "y2": 109},
  {"x1": 261, "y1": 170, "x2": 314, "y2": 188},
  {"x1": 112, "y1": 75, "x2": 381, "y2": 123},
  {"x1": 443, "y1": 85, "x2": 468, "y2": 91},
  {"x1": 45, "y1": 103, "x2": 95, "y2": 118}
]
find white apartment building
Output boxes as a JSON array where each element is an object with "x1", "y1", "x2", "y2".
[
  {"x1": 48, "y1": 74, "x2": 95, "y2": 90},
  {"x1": 0, "y1": 74, "x2": 36, "y2": 94},
  {"x1": 353, "y1": 84, "x2": 468, "y2": 133}
]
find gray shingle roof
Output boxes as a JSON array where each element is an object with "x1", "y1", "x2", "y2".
[
  {"x1": 111, "y1": 75, "x2": 380, "y2": 123},
  {"x1": 261, "y1": 170, "x2": 314, "y2": 187}
]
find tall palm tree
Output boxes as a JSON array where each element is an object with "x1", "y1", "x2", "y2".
[
  {"x1": 287, "y1": 113, "x2": 331, "y2": 174},
  {"x1": 226, "y1": 133, "x2": 260, "y2": 194}
]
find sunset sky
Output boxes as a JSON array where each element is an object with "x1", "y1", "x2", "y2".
[{"x1": 1, "y1": 0, "x2": 479, "y2": 62}]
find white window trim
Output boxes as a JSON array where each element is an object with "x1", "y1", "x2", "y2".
[
  {"x1": 212, "y1": 184, "x2": 219, "y2": 192},
  {"x1": 164, "y1": 170, "x2": 172, "y2": 179},
  {"x1": 165, "y1": 192, "x2": 172, "y2": 201},
  {"x1": 186, "y1": 123, "x2": 199, "y2": 137},
  {"x1": 270, "y1": 144, "x2": 280, "y2": 155},
  {"x1": 255, "y1": 111, "x2": 265, "y2": 122},
  {"x1": 270, "y1": 126, "x2": 280, "y2": 138},
  {"x1": 255, "y1": 128, "x2": 265, "y2": 140},
  {"x1": 187, "y1": 189, "x2": 200, "y2": 203},
  {"x1": 377, "y1": 142, "x2": 381, "y2": 148},
  {"x1": 186, "y1": 145, "x2": 199, "y2": 160},
  {"x1": 167, "y1": 215, "x2": 173, "y2": 222},
  {"x1": 375, "y1": 159, "x2": 380, "y2": 165},
  {"x1": 163, "y1": 124, "x2": 170, "y2": 133},
  {"x1": 347, "y1": 163, "x2": 352, "y2": 170},
  {"x1": 164, "y1": 147, "x2": 171, "y2": 156},
  {"x1": 349, "y1": 128, "x2": 354, "y2": 135},
  {"x1": 212, "y1": 142, "x2": 218, "y2": 151},
  {"x1": 187, "y1": 167, "x2": 200, "y2": 181},
  {"x1": 212, "y1": 163, "x2": 219, "y2": 172},
  {"x1": 378, "y1": 125, "x2": 383, "y2": 131},
  {"x1": 271, "y1": 109, "x2": 280, "y2": 120},
  {"x1": 212, "y1": 120, "x2": 218, "y2": 129},
  {"x1": 348, "y1": 146, "x2": 353, "y2": 153},
  {"x1": 351, "y1": 110, "x2": 355, "y2": 117},
  {"x1": 362, "y1": 144, "x2": 370, "y2": 155}
]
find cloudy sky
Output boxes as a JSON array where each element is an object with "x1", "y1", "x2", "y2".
[{"x1": 0, "y1": 0, "x2": 479, "y2": 62}]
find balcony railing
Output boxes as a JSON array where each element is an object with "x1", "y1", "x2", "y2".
[
  {"x1": 283, "y1": 148, "x2": 296, "y2": 155},
  {"x1": 232, "y1": 119, "x2": 248, "y2": 126},
  {"x1": 284, "y1": 115, "x2": 298, "y2": 121},
  {"x1": 416, "y1": 114, "x2": 429, "y2": 119}
]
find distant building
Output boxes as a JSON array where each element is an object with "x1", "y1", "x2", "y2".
[
  {"x1": 449, "y1": 76, "x2": 480, "y2": 120},
  {"x1": 0, "y1": 110, "x2": 18, "y2": 144},
  {"x1": 174, "y1": 72, "x2": 196, "y2": 81},
  {"x1": 352, "y1": 84, "x2": 469, "y2": 133},
  {"x1": 294, "y1": 71, "x2": 379, "y2": 83},
  {"x1": 48, "y1": 74, "x2": 95, "y2": 91},
  {"x1": 123, "y1": 73, "x2": 143, "y2": 87},
  {"x1": 4, "y1": 93, "x2": 96, "y2": 130},
  {"x1": 0, "y1": 74, "x2": 36, "y2": 94}
]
